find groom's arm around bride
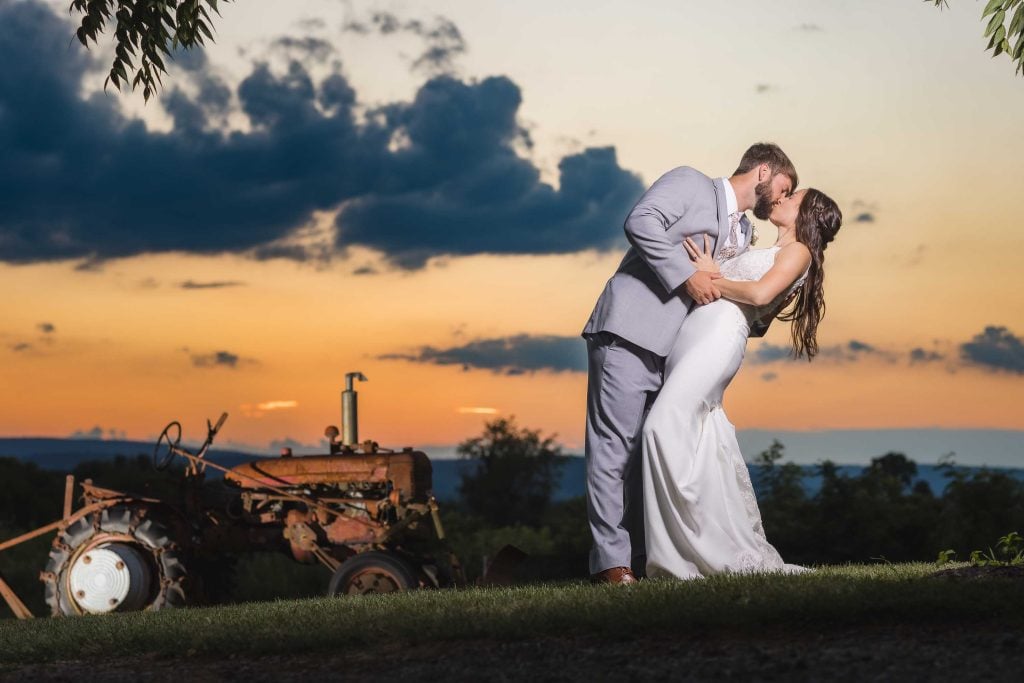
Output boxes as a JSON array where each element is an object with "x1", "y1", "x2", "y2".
[{"x1": 622, "y1": 167, "x2": 725, "y2": 307}]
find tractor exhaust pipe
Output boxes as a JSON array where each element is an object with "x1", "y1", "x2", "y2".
[{"x1": 341, "y1": 372, "x2": 368, "y2": 446}]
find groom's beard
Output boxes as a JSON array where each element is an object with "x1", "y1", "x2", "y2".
[{"x1": 752, "y1": 179, "x2": 775, "y2": 220}]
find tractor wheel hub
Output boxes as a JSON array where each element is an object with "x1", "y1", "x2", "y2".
[{"x1": 68, "y1": 543, "x2": 152, "y2": 614}]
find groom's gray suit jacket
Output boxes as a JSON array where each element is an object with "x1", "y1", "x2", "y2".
[{"x1": 582, "y1": 166, "x2": 764, "y2": 357}]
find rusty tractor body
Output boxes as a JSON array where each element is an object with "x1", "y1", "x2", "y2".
[{"x1": 0, "y1": 372, "x2": 473, "y2": 619}]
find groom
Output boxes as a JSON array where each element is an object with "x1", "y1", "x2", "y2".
[{"x1": 581, "y1": 143, "x2": 798, "y2": 584}]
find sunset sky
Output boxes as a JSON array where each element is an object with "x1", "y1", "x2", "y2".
[{"x1": 1, "y1": 0, "x2": 1022, "y2": 460}]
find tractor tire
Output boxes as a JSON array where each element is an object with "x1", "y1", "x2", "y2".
[
  {"x1": 43, "y1": 504, "x2": 191, "y2": 616},
  {"x1": 327, "y1": 551, "x2": 421, "y2": 596}
]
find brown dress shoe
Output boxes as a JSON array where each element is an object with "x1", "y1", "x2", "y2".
[{"x1": 590, "y1": 566, "x2": 638, "y2": 585}]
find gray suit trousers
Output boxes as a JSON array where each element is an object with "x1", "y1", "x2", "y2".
[{"x1": 585, "y1": 331, "x2": 664, "y2": 575}]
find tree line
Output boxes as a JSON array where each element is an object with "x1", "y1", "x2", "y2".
[{"x1": 448, "y1": 420, "x2": 1024, "y2": 578}]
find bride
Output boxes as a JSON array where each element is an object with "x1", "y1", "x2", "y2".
[{"x1": 641, "y1": 187, "x2": 842, "y2": 580}]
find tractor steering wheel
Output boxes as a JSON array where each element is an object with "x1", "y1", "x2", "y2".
[{"x1": 153, "y1": 421, "x2": 182, "y2": 471}]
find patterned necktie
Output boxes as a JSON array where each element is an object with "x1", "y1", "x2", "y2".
[{"x1": 716, "y1": 212, "x2": 743, "y2": 262}]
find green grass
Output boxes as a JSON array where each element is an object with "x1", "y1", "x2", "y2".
[{"x1": 1, "y1": 562, "x2": 1020, "y2": 665}]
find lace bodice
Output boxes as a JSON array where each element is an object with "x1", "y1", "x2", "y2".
[{"x1": 718, "y1": 246, "x2": 807, "y2": 322}]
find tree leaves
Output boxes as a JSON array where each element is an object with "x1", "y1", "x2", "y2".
[
  {"x1": 929, "y1": 0, "x2": 1024, "y2": 76},
  {"x1": 456, "y1": 417, "x2": 565, "y2": 528},
  {"x1": 984, "y1": 9, "x2": 1006, "y2": 38},
  {"x1": 983, "y1": 0, "x2": 1007, "y2": 18},
  {"x1": 71, "y1": 0, "x2": 230, "y2": 102}
]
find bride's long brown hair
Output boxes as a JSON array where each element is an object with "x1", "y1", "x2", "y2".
[{"x1": 776, "y1": 189, "x2": 843, "y2": 360}]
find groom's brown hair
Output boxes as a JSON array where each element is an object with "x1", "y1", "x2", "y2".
[{"x1": 734, "y1": 143, "x2": 798, "y2": 188}]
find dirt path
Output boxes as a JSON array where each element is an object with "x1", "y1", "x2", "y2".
[{"x1": 3, "y1": 622, "x2": 1021, "y2": 681}]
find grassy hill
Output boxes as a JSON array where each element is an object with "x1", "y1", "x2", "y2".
[{"x1": 1, "y1": 563, "x2": 1022, "y2": 680}]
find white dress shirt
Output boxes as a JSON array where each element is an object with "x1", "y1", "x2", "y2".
[
  {"x1": 715, "y1": 178, "x2": 743, "y2": 262},
  {"x1": 721, "y1": 177, "x2": 739, "y2": 217}
]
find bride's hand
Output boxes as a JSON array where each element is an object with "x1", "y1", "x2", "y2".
[{"x1": 684, "y1": 235, "x2": 720, "y2": 273}]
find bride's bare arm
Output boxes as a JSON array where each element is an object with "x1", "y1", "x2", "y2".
[
  {"x1": 684, "y1": 238, "x2": 811, "y2": 307},
  {"x1": 715, "y1": 244, "x2": 810, "y2": 306}
]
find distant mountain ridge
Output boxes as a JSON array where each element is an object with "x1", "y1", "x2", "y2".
[
  {"x1": 0, "y1": 437, "x2": 263, "y2": 473},
  {"x1": 734, "y1": 428, "x2": 1024, "y2": 469}
]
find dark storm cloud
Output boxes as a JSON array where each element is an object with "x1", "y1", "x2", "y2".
[
  {"x1": 338, "y1": 119, "x2": 643, "y2": 267},
  {"x1": 752, "y1": 339, "x2": 887, "y2": 364},
  {"x1": 70, "y1": 426, "x2": 127, "y2": 440},
  {"x1": 168, "y1": 45, "x2": 232, "y2": 116},
  {"x1": 820, "y1": 340, "x2": 893, "y2": 362},
  {"x1": 11, "y1": 342, "x2": 31, "y2": 352},
  {"x1": 192, "y1": 350, "x2": 242, "y2": 368},
  {"x1": 0, "y1": 1, "x2": 344, "y2": 263},
  {"x1": 179, "y1": 280, "x2": 246, "y2": 290},
  {"x1": 380, "y1": 334, "x2": 587, "y2": 375},
  {"x1": 38, "y1": 322, "x2": 55, "y2": 334},
  {"x1": 960, "y1": 326, "x2": 1024, "y2": 374},
  {"x1": 749, "y1": 330, "x2": 1024, "y2": 373},
  {"x1": 352, "y1": 265, "x2": 378, "y2": 276},
  {"x1": 851, "y1": 200, "x2": 878, "y2": 224},
  {"x1": 909, "y1": 347, "x2": 944, "y2": 363},
  {"x1": 0, "y1": 1, "x2": 642, "y2": 272},
  {"x1": 271, "y1": 36, "x2": 337, "y2": 62},
  {"x1": 751, "y1": 343, "x2": 795, "y2": 364},
  {"x1": 343, "y1": 11, "x2": 466, "y2": 73},
  {"x1": 70, "y1": 426, "x2": 104, "y2": 440}
]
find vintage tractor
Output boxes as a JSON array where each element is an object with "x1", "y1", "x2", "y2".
[{"x1": 0, "y1": 372, "x2": 512, "y2": 619}]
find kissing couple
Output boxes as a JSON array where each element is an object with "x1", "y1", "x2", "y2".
[{"x1": 581, "y1": 143, "x2": 843, "y2": 584}]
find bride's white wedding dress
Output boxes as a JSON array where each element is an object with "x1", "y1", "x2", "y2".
[{"x1": 642, "y1": 245, "x2": 812, "y2": 580}]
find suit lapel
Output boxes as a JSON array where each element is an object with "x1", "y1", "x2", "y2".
[
  {"x1": 740, "y1": 215, "x2": 752, "y2": 251},
  {"x1": 711, "y1": 178, "x2": 730, "y2": 260}
]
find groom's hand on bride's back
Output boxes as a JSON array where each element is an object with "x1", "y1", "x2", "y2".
[{"x1": 683, "y1": 271, "x2": 721, "y2": 306}]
